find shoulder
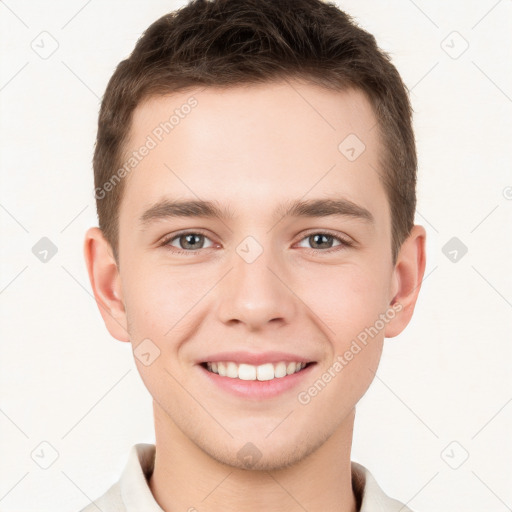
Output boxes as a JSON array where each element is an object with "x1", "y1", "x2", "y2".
[
  {"x1": 75, "y1": 443, "x2": 158, "y2": 512},
  {"x1": 77, "y1": 481, "x2": 124, "y2": 512},
  {"x1": 352, "y1": 461, "x2": 416, "y2": 512}
]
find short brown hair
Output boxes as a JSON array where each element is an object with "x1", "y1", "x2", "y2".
[{"x1": 93, "y1": 0, "x2": 417, "y2": 265}]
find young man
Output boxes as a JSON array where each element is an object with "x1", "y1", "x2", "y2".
[{"x1": 82, "y1": 0, "x2": 426, "y2": 510}]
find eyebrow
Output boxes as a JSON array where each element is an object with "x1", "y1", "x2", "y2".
[{"x1": 139, "y1": 197, "x2": 374, "y2": 227}]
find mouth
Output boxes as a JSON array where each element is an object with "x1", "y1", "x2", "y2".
[
  {"x1": 197, "y1": 360, "x2": 317, "y2": 400},
  {"x1": 200, "y1": 361, "x2": 316, "y2": 381}
]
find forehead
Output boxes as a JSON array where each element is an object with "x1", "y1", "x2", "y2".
[{"x1": 119, "y1": 80, "x2": 388, "y2": 229}]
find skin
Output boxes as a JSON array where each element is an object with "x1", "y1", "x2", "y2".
[{"x1": 84, "y1": 80, "x2": 426, "y2": 512}]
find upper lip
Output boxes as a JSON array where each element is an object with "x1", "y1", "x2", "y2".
[{"x1": 198, "y1": 351, "x2": 316, "y2": 366}]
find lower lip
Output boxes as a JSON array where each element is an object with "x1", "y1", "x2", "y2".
[{"x1": 197, "y1": 363, "x2": 316, "y2": 400}]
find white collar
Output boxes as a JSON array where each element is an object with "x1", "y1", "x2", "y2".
[{"x1": 118, "y1": 443, "x2": 413, "y2": 512}]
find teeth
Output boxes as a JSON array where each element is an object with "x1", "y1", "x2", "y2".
[
  {"x1": 205, "y1": 361, "x2": 307, "y2": 381},
  {"x1": 274, "y1": 362, "x2": 287, "y2": 378},
  {"x1": 256, "y1": 363, "x2": 274, "y2": 381},
  {"x1": 226, "y1": 362, "x2": 238, "y2": 378},
  {"x1": 239, "y1": 363, "x2": 257, "y2": 380},
  {"x1": 287, "y1": 362, "x2": 296, "y2": 375}
]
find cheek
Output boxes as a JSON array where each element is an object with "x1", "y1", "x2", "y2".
[
  {"x1": 122, "y1": 250, "x2": 391, "y2": 346},
  {"x1": 122, "y1": 262, "x2": 212, "y2": 340},
  {"x1": 299, "y1": 262, "x2": 390, "y2": 341}
]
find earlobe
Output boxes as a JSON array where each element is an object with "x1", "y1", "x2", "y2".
[
  {"x1": 384, "y1": 225, "x2": 427, "y2": 338},
  {"x1": 83, "y1": 227, "x2": 130, "y2": 342}
]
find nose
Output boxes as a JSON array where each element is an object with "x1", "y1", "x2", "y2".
[{"x1": 215, "y1": 242, "x2": 298, "y2": 331}]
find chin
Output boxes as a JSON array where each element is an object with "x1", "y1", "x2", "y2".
[{"x1": 198, "y1": 433, "x2": 323, "y2": 472}]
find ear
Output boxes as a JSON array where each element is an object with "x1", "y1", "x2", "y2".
[
  {"x1": 384, "y1": 225, "x2": 427, "y2": 338},
  {"x1": 83, "y1": 227, "x2": 130, "y2": 342}
]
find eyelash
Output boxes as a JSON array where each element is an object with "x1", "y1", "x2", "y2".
[{"x1": 159, "y1": 229, "x2": 354, "y2": 256}]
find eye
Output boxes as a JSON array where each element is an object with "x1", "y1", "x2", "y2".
[
  {"x1": 161, "y1": 231, "x2": 215, "y2": 254},
  {"x1": 296, "y1": 231, "x2": 353, "y2": 252},
  {"x1": 160, "y1": 230, "x2": 354, "y2": 256}
]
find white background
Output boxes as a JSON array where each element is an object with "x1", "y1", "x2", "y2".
[{"x1": 1, "y1": 1, "x2": 511, "y2": 511}]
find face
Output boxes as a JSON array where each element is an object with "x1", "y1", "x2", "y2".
[{"x1": 95, "y1": 80, "x2": 414, "y2": 470}]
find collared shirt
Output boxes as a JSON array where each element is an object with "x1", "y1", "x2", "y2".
[{"x1": 79, "y1": 443, "x2": 414, "y2": 512}]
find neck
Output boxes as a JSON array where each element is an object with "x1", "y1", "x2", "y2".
[{"x1": 148, "y1": 403, "x2": 358, "y2": 512}]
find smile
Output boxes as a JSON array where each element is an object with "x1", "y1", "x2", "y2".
[{"x1": 202, "y1": 361, "x2": 312, "y2": 381}]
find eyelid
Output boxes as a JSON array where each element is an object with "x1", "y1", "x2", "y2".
[
  {"x1": 298, "y1": 228, "x2": 354, "y2": 245},
  {"x1": 161, "y1": 228, "x2": 211, "y2": 240}
]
